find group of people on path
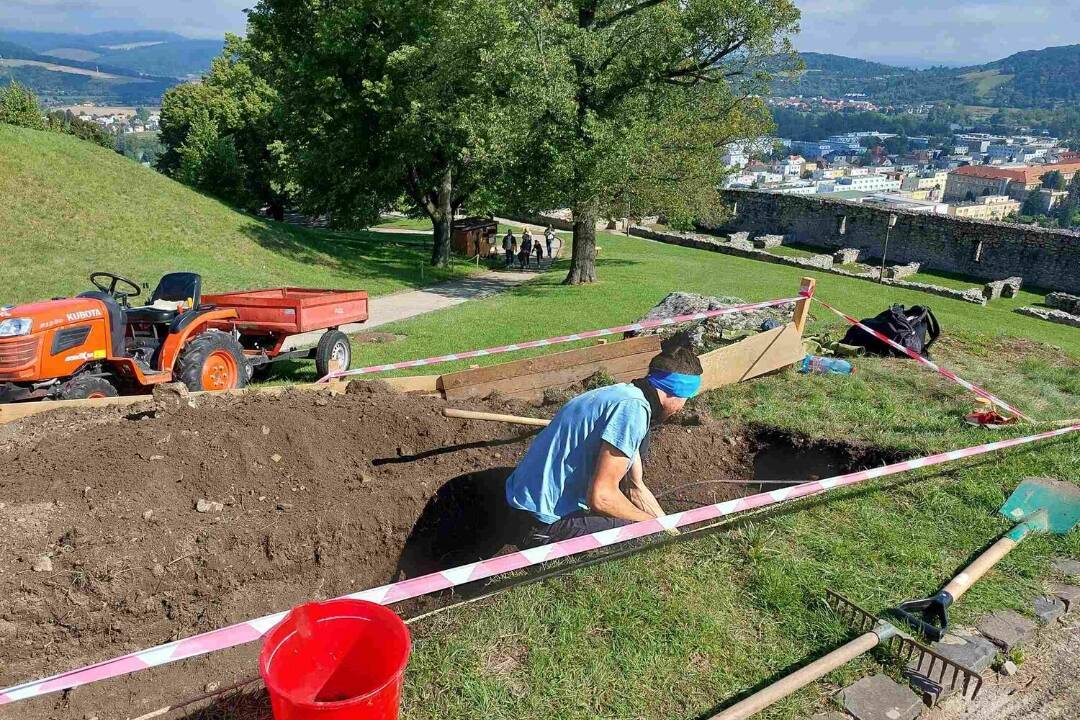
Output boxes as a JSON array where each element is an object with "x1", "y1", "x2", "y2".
[{"x1": 502, "y1": 226, "x2": 557, "y2": 270}]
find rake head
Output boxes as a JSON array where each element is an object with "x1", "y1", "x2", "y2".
[
  {"x1": 826, "y1": 590, "x2": 983, "y2": 700},
  {"x1": 888, "y1": 590, "x2": 952, "y2": 642}
]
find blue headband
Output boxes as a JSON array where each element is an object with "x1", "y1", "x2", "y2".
[{"x1": 647, "y1": 370, "x2": 702, "y2": 399}]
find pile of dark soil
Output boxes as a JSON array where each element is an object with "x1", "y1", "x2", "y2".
[{"x1": 0, "y1": 384, "x2": 753, "y2": 719}]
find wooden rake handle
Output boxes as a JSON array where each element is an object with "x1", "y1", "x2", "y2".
[
  {"x1": 709, "y1": 632, "x2": 881, "y2": 720},
  {"x1": 442, "y1": 408, "x2": 551, "y2": 427}
]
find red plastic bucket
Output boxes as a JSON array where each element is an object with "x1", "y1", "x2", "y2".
[{"x1": 259, "y1": 599, "x2": 411, "y2": 720}]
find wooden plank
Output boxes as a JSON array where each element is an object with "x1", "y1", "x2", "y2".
[
  {"x1": 437, "y1": 336, "x2": 661, "y2": 392},
  {"x1": 698, "y1": 322, "x2": 805, "y2": 391},
  {"x1": 443, "y1": 349, "x2": 658, "y2": 401},
  {"x1": 0, "y1": 374, "x2": 441, "y2": 426},
  {"x1": 793, "y1": 277, "x2": 816, "y2": 334}
]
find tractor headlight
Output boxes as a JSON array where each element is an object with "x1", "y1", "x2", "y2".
[{"x1": 0, "y1": 318, "x2": 33, "y2": 337}]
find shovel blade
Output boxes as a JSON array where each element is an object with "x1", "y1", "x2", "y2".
[{"x1": 1000, "y1": 477, "x2": 1080, "y2": 535}]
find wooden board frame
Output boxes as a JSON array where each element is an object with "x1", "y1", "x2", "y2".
[
  {"x1": 0, "y1": 278, "x2": 814, "y2": 426},
  {"x1": 698, "y1": 276, "x2": 814, "y2": 391},
  {"x1": 438, "y1": 335, "x2": 661, "y2": 401}
]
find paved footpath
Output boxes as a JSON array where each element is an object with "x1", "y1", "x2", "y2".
[{"x1": 282, "y1": 269, "x2": 537, "y2": 350}]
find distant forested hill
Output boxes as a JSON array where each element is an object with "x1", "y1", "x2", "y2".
[
  {"x1": 778, "y1": 46, "x2": 1080, "y2": 109},
  {"x1": 0, "y1": 28, "x2": 222, "y2": 104},
  {"x1": 0, "y1": 28, "x2": 221, "y2": 81}
]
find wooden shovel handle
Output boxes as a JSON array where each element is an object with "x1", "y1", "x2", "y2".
[
  {"x1": 941, "y1": 535, "x2": 1018, "y2": 601},
  {"x1": 442, "y1": 408, "x2": 551, "y2": 427},
  {"x1": 709, "y1": 632, "x2": 880, "y2": 720}
]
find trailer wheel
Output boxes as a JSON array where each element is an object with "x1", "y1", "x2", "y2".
[
  {"x1": 315, "y1": 330, "x2": 352, "y2": 377},
  {"x1": 177, "y1": 331, "x2": 249, "y2": 392},
  {"x1": 57, "y1": 375, "x2": 118, "y2": 400}
]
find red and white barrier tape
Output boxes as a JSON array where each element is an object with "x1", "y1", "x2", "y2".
[
  {"x1": 812, "y1": 295, "x2": 1031, "y2": 421},
  {"x1": 318, "y1": 296, "x2": 803, "y2": 382},
  {"x1": 3, "y1": 422, "x2": 1076, "y2": 705}
]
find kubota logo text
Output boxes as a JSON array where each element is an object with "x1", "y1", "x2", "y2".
[{"x1": 66, "y1": 309, "x2": 103, "y2": 322}]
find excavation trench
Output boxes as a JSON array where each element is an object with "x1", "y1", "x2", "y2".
[{"x1": 0, "y1": 385, "x2": 899, "y2": 719}]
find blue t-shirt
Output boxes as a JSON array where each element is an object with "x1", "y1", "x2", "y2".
[{"x1": 506, "y1": 383, "x2": 651, "y2": 524}]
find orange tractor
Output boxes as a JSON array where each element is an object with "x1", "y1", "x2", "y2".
[{"x1": 0, "y1": 272, "x2": 368, "y2": 402}]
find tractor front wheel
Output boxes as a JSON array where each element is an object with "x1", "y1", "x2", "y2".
[
  {"x1": 176, "y1": 331, "x2": 249, "y2": 392},
  {"x1": 57, "y1": 375, "x2": 118, "y2": 400}
]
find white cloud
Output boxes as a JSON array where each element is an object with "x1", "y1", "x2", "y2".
[
  {"x1": 796, "y1": 0, "x2": 1078, "y2": 66},
  {"x1": 0, "y1": 0, "x2": 250, "y2": 38}
]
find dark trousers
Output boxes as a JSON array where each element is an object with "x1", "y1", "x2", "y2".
[
  {"x1": 516, "y1": 510, "x2": 631, "y2": 548},
  {"x1": 504, "y1": 248, "x2": 514, "y2": 266}
]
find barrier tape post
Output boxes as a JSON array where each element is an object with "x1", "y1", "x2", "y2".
[
  {"x1": 3, "y1": 423, "x2": 1076, "y2": 705},
  {"x1": 811, "y1": 294, "x2": 1030, "y2": 421},
  {"x1": 317, "y1": 296, "x2": 804, "y2": 383}
]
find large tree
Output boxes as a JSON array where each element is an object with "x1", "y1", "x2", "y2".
[
  {"x1": 502, "y1": 0, "x2": 800, "y2": 283},
  {"x1": 246, "y1": 0, "x2": 514, "y2": 266},
  {"x1": 158, "y1": 35, "x2": 288, "y2": 218}
]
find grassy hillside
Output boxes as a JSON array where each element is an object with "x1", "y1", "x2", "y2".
[{"x1": 0, "y1": 125, "x2": 474, "y2": 305}]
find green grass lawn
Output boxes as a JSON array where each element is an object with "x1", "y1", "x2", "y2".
[
  {"x1": 767, "y1": 243, "x2": 824, "y2": 259},
  {"x1": 277, "y1": 231, "x2": 1078, "y2": 720},
  {"x1": 1, "y1": 126, "x2": 478, "y2": 304}
]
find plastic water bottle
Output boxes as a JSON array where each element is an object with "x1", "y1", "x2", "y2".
[{"x1": 799, "y1": 354, "x2": 854, "y2": 375}]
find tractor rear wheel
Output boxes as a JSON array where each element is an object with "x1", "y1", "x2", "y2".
[
  {"x1": 315, "y1": 329, "x2": 352, "y2": 378},
  {"x1": 176, "y1": 331, "x2": 249, "y2": 392},
  {"x1": 57, "y1": 375, "x2": 118, "y2": 400}
]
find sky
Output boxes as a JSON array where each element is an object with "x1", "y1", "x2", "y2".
[{"x1": 1, "y1": 0, "x2": 1078, "y2": 67}]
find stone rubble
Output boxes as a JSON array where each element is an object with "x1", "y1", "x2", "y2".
[{"x1": 635, "y1": 291, "x2": 795, "y2": 352}]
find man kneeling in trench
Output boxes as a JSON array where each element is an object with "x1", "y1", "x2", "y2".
[{"x1": 505, "y1": 340, "x2": 703, "y2": 546}]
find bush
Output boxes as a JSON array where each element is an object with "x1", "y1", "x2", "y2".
[{"x1": 0, "y1": 81, "x2": 45, "y2": 130}]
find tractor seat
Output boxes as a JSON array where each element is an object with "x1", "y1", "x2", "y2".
[{"x1": 126, "y1": 272, "x2": 202, "y2": 324}]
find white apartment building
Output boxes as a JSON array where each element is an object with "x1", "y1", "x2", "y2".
[{"x1": 835, "y1": 175, "x2": 902, "y2": 193}]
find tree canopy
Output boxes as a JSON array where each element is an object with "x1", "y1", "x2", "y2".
[
  {"x1": 246, "y1": 0, "x2": 516, "y2": 266},
  {"x1": 158, "y1": 35, "x2": 287, "y2": 217},
  {"x1": 500, "y1": 0, "x2": 800, "y2": 283}
]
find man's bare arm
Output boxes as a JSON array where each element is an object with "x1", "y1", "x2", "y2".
[
  {"x1": 587, "y1": 442, "x2": 655, "y2": 522},
  {"x1": 627, "y1": 452, "x2": 666, "y2": 519}
]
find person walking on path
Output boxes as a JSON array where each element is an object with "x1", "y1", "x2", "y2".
[
  {"x1": 519, "y1": 230, "x2": 533, "y2": 270},
  {"x1": 503, "y1": 230, "x2": 516, "y2": 268},
  {"x1": 504, "y1": 339, "x2": 703, "y2": 545},
  {"x1": 533, "y1": 233, "x2": 544, "y2": 267},
  {"x1": 544, "y1": 225, "x2": 556, "y2": 259}
]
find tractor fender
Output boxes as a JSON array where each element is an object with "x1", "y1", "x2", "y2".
[{"x1": 158, "y1": 308, "x2": 239, "y2": 371}]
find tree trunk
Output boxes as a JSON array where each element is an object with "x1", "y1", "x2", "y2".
[
  {"x1": 429, "y1": 166, "x2": 453, "y2": 268},
  {"x1": 564, "y1": 198, "x2": 599, "y2": 285}
]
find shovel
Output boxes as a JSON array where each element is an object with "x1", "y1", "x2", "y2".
[{"x1": 890, "y1": 477, "x2": 1080, "y2": 641}]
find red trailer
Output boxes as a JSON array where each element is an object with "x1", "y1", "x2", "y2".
[{"x1": 203, "y1": 287, "x2": 369, "y2": 379}]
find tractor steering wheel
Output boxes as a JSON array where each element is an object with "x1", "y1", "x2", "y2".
[{"x1": 90, "y1": 272, "x2": 142, "y2": 307}]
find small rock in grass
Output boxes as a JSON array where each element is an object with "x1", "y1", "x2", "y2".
[
  {"x1": 839, "y1": 674, "x2": 922, "y2": 720},
  {"x1": 1048, "y1": 583, "x2": 1080, "y2": 612},
  {"x1": 32, "y1": 556, "x2": 53, "y2": 573},
  {"x1": 1001, "y1": 660, "x2": 1019, "y2": 676},
  {"x1": 149, "y1": 455, "x2": 164, "y2": 461},
  {"x1": 1051, "y1": 557, "x2": 1080, "y2": 578},
  {"x1": 142, "y1": 509, "x2": 154, "y2": 521},
  {"x1": 262, "y1": 426, "x2": 270, "y2": 435},
  {"x1": 1033, "y1": 596, "x2": 1066, "y2": 624},
  {"x1": 196, "y1": 499, "x2": 223, "y2": 513},
  {"x1": 276, "y1": 503, "x2": 294, "y2": 512},
  {"x1": 977, "y1": 610, "x2": 1035, "y2": 651},
  {"x1": 151, "y1": 563, "x2": 165, "y2": 578},
  {"x1": 204, "y1": 681, "x2": 220, "y2": 693},
  {"x1": 270, "y1": 454, "x2": 283, "y2": 463}
]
